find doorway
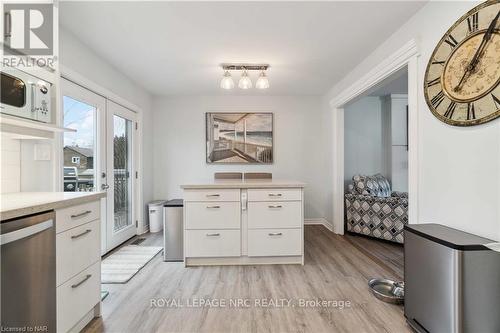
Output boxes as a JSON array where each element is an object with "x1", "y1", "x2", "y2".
[
  {"x1": 61, "y1": 78, "x2": 138, "y2": 254},
  {"x1": 329, "y1": 39, "x2": 419, "y2": 235},
  {"x1": 342, "y1": 67, "x2": 409, "y2": 278}
]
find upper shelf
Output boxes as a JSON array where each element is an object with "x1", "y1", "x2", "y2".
[{"x1": 0, "y1": 114, "x2": 76, "y2": 140}]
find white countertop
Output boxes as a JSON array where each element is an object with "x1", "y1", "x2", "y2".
[
  {"x1": 181, "y1": 179, "x2": 306, "y2": 189},
  {"x1": 0, "y1": 192, "x2": 106, "y2": 221}
]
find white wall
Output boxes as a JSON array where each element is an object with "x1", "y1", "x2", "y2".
[
  {"x1": 344, "y1": 97, "x2": 386, "y2": 187},
  {"x1": 381, "y1": 95, "x2": 409, "y2": 192},
  {"x1": 324, "y1": 1, "x2": 500, "y2": 240},
  {"x1": 152, "y1": 95, "x2": 327, "y2": 220},
  {"x1": 59, "y1": 28, "x2": 154, "y2": 228},
  {"x1": 1, "y1": 134, "x2": 21, "y2": 193}
]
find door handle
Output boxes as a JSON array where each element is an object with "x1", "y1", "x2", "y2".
[
  {"x1": 101, "y1": 184, "x2": 110, "y2": 190},
  {"x1": 268, "y1": 193, "x2": 282, "y2": 197},
  {"x1": 268, "y1": 232, "x2": 283, "y2": 236},
  {"x1": 206, "y1": 233, "x2": 220, "y2": 237},
  {"x1": 71, "y1": 274, "x2": 92, "y2": 288},
  {"x1": 206, "y1": 194, "x2": 220, "y2": 197},
  {"x1": 4, "y1": 12, "x2": 12, "y2": 38},
  {"x1": 268, "y1": 205, "x2": 283, "y2": 209},
  {"x1": 206, "y1": 205, "x2": 220, "y2": 209},
  {"x1": 0, "y1": 220, "x2": 53, "y2": 245}
]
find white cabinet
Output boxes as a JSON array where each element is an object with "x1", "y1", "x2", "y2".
[
  {"x1": 247, "y1": 201, "x2": 302, "y2": 229},
  {"x1": 185, "y1": 229, "x2": 241, "y2": 257},
  {"x1": 184, "y1": 202, "x2": 240, "y2": 229},
  {"x1": 248, "y1": 228, "x2": 302, "y2": 257},
  {"x1": 56, "y1": 199, "x2": 101, "y2": 333},
  {"x1": 183, "y1": 181, "x2": 304, "y2": 266},
  {"x1": 57, "y1": 262, "x2": 100, "y2": 333},
  {"x1": 56, "y1": 219, "x2": 100, "y2": 286},
  {"x1": 247, "y1": 188, "x2": 301, "y2": 202}
]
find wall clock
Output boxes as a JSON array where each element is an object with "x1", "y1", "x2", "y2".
[{"x1": 424, "y1": 0, "x2": 500, "y2": 126}]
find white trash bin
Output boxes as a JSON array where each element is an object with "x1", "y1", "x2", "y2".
[{"x1": 148, "y1": 200, "x2": 167, "y2": 233}]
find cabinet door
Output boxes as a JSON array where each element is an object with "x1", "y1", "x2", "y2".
[
  {"x1": 185, "y1": 229, "x2": 241, "y2": 257},
  {"x1": 248, "y1": 229, "x2": 301, "y2": 257},
  {"x1": 248, "y1": 201, "x2": 301, "y2": 229},
  {"x1": 184, "y1": 202, "x2": 240, "y2": 229},
  {"x1": 56, "y1": 219, "x2": 100, "y2": 286}
]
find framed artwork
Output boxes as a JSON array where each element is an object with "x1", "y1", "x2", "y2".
[{"x1": 206, "y1": 112, "x2": 273, "y2": 164}]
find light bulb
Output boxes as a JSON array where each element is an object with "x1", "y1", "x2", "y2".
[
  {"x1": 255, "y1": 71, "x2": 270, "y2": 89},
  {"x1": 238, "y1": 70, "x2": 253, "y2": 89},
  {"x1": 220, "y1": 70, "x2": 234, "y2": 89}
]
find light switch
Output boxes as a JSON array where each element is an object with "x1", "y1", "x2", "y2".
[{"x1": 34, "y1": 144, "x2": 51, "y2": 161}]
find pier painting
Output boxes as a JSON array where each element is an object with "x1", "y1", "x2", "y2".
[{"x1": 206, "y1": 113, "x2": 273, "y2": 164}]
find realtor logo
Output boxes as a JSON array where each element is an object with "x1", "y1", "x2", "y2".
[{"x1": 3, "y1": 3, "x2": 53, "y2": 56}]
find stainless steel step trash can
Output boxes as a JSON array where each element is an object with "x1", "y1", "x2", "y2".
[
  {"x1": 404, "y1": 223, "x2": 500, "y2": 333},
  {"x1": 148, "y1": 200, "x2": 167, "y2": 233},
  {"x1": 163, "y1": 199, "x2": 183, "y2": 262}
]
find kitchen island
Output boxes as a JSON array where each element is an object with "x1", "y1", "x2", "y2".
[{"x1": 181, "y1": 179, "x2": 305, "y2": 266}]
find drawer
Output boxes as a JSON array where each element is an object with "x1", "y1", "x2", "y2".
[
  {"x1": 57, "y1": 262, "x2": 100, "y2": 333},
  {"x1": 248, "y1": 228, "x2": 302, "y2": 257},
  {"x1": 185, "y1": 229, "x2": 241, "y2": 257},
  {"x1": 56, "y1": 200, "x2": 100, "y2": 233},
  {"x1": 184, "y1": 189, "x2": 240, "y2": 202},
  {"x1": 248, "y1": 201, "x2": 302, "y2": 229},
  {"x1": 57, "y1": 219, "x2": 100, "y2": 286},
  {"x1": 247, "y1": 188, "x2": 301, "y2": 202},
  {"x1": 185, "y1": 202, "x2": 240, "y2": 229}
]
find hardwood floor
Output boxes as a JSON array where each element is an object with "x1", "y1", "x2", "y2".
[
  {"x1": 343, "y1": 233, "x2": 404, "y2": 280},
  {"x1": 83, "y1": 226, "x2": 410, "y2": 333}
]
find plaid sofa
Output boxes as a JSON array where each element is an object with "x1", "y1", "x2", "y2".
[{"x1": 345, "y1": 174, "x2": 408, "y2": 243}]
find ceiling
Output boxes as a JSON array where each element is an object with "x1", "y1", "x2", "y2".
[{"x1": 60, "y1": 1, "x2": 426, "y2": 96}]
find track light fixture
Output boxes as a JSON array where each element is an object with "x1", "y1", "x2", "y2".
[{"x1": 220, "y1": 64, "x2": 270, "y2": 90}]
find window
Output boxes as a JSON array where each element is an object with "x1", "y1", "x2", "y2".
[{"x1": 63, "y1": 95, "x2": 97, "y2": 192}]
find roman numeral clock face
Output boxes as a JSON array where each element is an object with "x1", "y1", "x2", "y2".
[{"x1": 424, "y1": 0, "x2": 500, "y2": 126}]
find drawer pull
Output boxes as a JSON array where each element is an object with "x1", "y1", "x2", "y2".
[
  {"x1": 268, "y1": 193, "x2": 282, "y2": 197},
  {"x1": 71, "y1": 229, "x2": 92, "y2": 239},
  {"x1": 71, "y1": 274, "x2": 92, "y2": 288},
  {"x1": 206, "y1": 194, "x2": 220, "y2": 197},
  {"x1": 70, "y1": 210, "x2": 91, "y2": 218},
  {"x1": 206, "y1": 233, "x2": 220, "y2": 237},
  {"x1": 268, "y1": 205, "x2": 283, "y2": 209},
  {"x1": 206, "y1": 205, "x2": 220, "y2": 209},
  {"x1": 268, "y1": 232, "x2": 283, "y2": 236}
]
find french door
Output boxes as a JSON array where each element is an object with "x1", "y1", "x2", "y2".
[
  {"x1": 105, "y1": 101, "x2": 137, "y2": 250},
  {"x1": 61, "y1": 79, "x2": 137, "y2": 254}
]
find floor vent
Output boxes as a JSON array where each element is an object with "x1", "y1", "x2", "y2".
[{"x1": 131, "y1": 237, "x2": 146, "y2": 245}]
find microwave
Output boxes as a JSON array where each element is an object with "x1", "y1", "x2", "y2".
[{"x1": 0, "y1": 69, "x2": 52, "y2": 123}]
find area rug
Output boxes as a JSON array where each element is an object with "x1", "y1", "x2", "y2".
[{"x1": 101, "y1": 245, "x2": 163, "y2": 283}]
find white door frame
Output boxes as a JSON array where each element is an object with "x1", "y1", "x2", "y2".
[
  {"x1": 106, "y1": 100, "x2": 138, "y2": 250},
  {"x1": 328, "y1": 39, "x2": 419, "y2": 234},
  {"x1": 60, "y1": 79, "x2": 108, "y2": 254},
  {"x1": 60, "y1": 65, "x2": 145, "y2": 237}
]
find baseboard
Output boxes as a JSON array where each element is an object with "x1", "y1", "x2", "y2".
[{"x1": 304, "y1": 218, "x2": 334, "y2": 232}]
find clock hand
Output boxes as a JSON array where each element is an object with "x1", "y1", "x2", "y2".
[{"x1": 454, "y1": 10, "x2": 500, "y2": 92}]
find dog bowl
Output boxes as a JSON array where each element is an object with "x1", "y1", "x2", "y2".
[{"x1": 368, "y1": 278, "x2": 404, "y2": 304}]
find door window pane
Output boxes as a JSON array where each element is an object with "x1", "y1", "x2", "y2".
[
  {"x1": 63, "y1": 96, "x2": 96, "y2": 192},
  {"x1": 113, "y1": 115, "x2": 132, "y2": 232}
]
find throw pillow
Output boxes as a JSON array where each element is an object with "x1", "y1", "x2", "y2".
[
  {"x1": 374, "y1": 174, "x2": 391, "y2": 197},
  {"x1": 352, "y1": 175, "x2": 370, "y2": 195}
]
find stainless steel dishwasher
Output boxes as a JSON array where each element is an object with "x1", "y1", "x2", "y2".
[{"x1": 1, "y1": 211, "x2": 56, "y2": 332}]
